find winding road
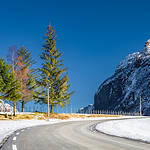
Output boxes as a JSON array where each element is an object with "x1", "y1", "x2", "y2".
[{"x1": 1, "y1": 120, "x2": 150, "y2": 150}]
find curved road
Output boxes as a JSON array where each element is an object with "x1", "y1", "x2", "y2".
[{"x1": 1, "y1": 120, "x2": 150, "y2": 150}]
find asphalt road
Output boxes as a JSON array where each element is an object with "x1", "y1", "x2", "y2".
[{"x1": 1, "y1": 120, "x2": 150, "y2": 150}]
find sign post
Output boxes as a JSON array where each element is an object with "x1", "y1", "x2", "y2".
[
  {"x1": 47, "y1": 86, "x2": 50, "y2": 118},
  {"x1": 140, "y1": 96, "x2": 142, "y2": 116}
]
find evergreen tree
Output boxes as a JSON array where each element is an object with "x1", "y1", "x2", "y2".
[
  {"x1": 15, "y1": 46, "x2": 36, "y2": 112},
  {"x1": 0, "y1": 59, "x2": 21, "y2": 116},
  {"x1": 39, "y1": 25, "x2": 73, "y2": 113}
]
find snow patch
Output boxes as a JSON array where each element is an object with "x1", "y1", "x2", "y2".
[
  {"x1": 0, "y1": 116, "x2": 138, "y2": 144},
  {"x1": 96, "y1": 118, "x2": 150, "y2": 143}
]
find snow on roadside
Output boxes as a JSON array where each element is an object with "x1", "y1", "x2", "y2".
[
  {"x1": 0, "y1": 116, "x2": 137, "y2": 144},
  {"x1": 0, "y1": 115, "x2": 143, "y2": 146},
  {"x1": 0, "y1": 119, "x2": 58, "y2": 144},
  {"x1": 96, "y1": 117, "x2": 150, "y2": 143}
]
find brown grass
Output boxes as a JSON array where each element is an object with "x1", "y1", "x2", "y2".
[
  {"x1": 47, "y1": 113, "x2": 88, "y2": 119},
  {"x1": 0, "y1": 114, "x2": 5, "y2": 120},
  {"x1": 13, "y1": 114, "x2": 35, "y2": 120},
  {"x1": 0, "y1": 113, "x2": 121, "y2": 120},
  {"x1": 86, "y1": 114, "x2": 121, "y2": 117},
  {"x1": 44, "y1": 113, "x2": 120, "y2": 120},
  {"x1": 0, "y1": 114, "x2": 35, "y2": 120}
]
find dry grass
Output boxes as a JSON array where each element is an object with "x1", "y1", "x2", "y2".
[
  {"x1": 45, "y1": 113, "x2": 120, "y2": 119},
  {"x1": 44, "y1": 113, "x2": 87, "y2": 120},
  {"x1": 13, "y1": 114, "x2": 35, "y2": 120},
  {"x1": 0, "y1": 114, "x2": 5, "y2": 120},
  {"x1": 86, "y1": 114, "x2": 121, "y2": 117},
  {"x1": 0, "y1": 114, "x2": 35, "y2": 120},
  {"x1": 0, "y1": 113, "x2": 121, "y2": 120}
]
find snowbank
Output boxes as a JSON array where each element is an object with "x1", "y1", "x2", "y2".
[
  {"x1": 0, "y1": 116, "x2": 130, "y2": 144},
  {"x1": 0, "y1": 119, "x2": 59, "y2": 144},
  {"x1": 96, "y1": 117, "x2": 150, "y2": 143},
  {"x1": 0, "y1": 116, "x2": 140, "y2": 145}
]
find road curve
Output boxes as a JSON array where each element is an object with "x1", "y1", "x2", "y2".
[{"x1": 1, "y1": 120, "x2": 150, "y2": 150}]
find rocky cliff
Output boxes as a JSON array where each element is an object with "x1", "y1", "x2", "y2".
[{"x1": 94, "y1": 40, "x2": 150, "y2": 115}]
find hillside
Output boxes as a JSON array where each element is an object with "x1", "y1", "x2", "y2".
[{"x1": 94, "y1": 40, "x2": 150, "y2": 115}]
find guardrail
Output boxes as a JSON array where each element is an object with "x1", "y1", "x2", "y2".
[{"x1": 77, "y1": 110, "x2": 140, "y2": 116}]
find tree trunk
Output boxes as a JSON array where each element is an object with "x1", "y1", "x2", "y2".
[
  {"x1": 50, "y1": 105, "x2": 54, "y2": 113},
  {"x1": 22, "y1": 101, "x2": 25, "y2": 112},
  {"x1": 13, "y1": 102, "x2": 16, "y2": 116}
]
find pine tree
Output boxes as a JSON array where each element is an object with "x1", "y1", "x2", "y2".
[
  {"x1": 39, "y1": 25, "x2": 73, "y2": 113},
  {"x1": 15, "y1": 46, "x2": 36, "y2": 112},
  {"x1": 0, "y1": 59, "x2": 21, "y2": 116}
]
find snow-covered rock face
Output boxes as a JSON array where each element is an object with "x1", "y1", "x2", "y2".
[
  {"x1": 144, "y1": 39, "x2": 150, "y2": 54},
  {"x1": 94, "y1": 40, "x2": 150, "y2": 115}
]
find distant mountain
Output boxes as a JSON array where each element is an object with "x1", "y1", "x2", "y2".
[
  {"x1": 77, "y1": 104, "x2": 94, "y2": 113},
  {"x1": 94, "y1": 40, "x2": 150, "y2": 115}
]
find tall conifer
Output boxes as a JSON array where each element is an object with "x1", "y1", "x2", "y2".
[
  {"x1": 15, "y1": 46, "x2": 36, "y2": 112},
  {"x1": 39, "y1": 25, "x2": 73, "y2": 113}
]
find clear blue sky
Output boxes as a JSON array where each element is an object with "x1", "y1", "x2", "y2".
[{"x1": 0, "y1": 0, "x2": 150, "y2": 110}]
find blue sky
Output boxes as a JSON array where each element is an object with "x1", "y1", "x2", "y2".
[{"x1": 0, "y1": 0, "x2": 150, "y2": 110}]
